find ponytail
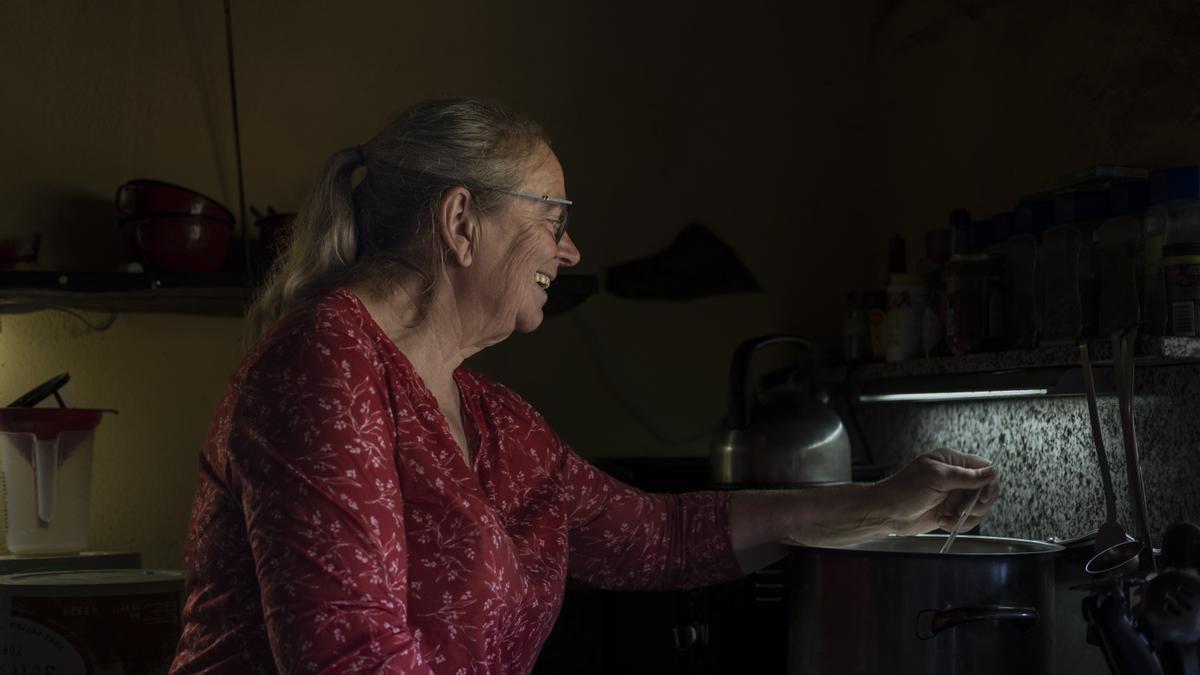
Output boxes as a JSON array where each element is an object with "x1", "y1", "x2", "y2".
[{"x1": 246, "y1": 146, "x2": 361, "y2": 340}]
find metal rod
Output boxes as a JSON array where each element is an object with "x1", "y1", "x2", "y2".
[
  {"x1": 223, "y1": 0, "x2": 252, "y2": 286},
  {"x1": 1114, "y1": 328, "x2": 1156, "y2": 572},
  {"x1": 1080, "y1": 341, "x2": 1119, "y2": 525}
]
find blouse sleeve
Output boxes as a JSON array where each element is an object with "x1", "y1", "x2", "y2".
[
  {"x1": 559, "y1": 447, "x2": 744, "y2": 590},
  {"x1": 225, "y1": 329, "x2": 434, "y2": 675}
]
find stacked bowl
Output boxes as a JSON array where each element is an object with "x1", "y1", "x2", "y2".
[{"x1": 116, "y1": 179, "x2": 234, "y2": 274}]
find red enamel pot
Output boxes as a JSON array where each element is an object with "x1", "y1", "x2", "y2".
[
  {"x1": 122, "y1": 215, "x2": 232, "y2": 274},
  {"x1": 115, "y1": 179, "x2": 235, "y2": 223}
]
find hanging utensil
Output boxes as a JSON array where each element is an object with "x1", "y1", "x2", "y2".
[
  {"x1": 940, "y1": 487, "x2": 983, "y2": 554},
  {"x1": 1079, "y1": 342, "x2": 1128, "y2": 554},
  {"x1": 1113, "y1": 327, "x2": 1156, "y2": 573}
]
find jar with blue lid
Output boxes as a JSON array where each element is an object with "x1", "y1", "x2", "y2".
[{"x1": 1144, "y1": 166, "x2": 1200, "y2": 335}]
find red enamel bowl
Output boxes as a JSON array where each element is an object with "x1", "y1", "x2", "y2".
[
  {"x1": 122, "y1": 216, "x2": 232, "y2": 274},
  {"x1": 115, "y1": 179, "x2": 235, "y2": 223}
]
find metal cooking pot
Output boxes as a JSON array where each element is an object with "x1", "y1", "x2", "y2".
[{"x1": 787, "y1": 534, "x2": 1063, "y2": 675}]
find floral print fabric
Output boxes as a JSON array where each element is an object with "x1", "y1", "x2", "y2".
[{"x1": 170, "y1": 289, "x2": 741, "y2": 674}]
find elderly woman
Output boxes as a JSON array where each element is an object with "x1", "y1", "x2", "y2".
[{"x1": 170, "y1": 99, "x2": 997, "y2": 674}]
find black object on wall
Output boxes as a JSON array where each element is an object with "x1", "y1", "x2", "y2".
[{"x1": 605, "y1": 223, "x2": 760, "y2": 301}]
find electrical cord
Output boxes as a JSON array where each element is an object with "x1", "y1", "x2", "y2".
[
  {"x1": 569, "y1": 312, "x2": 718, "y2": 447},
  {"x1": 839, "y1": 361, "x2": 876, "y2": 465},
  {"x1": 0, "y1": 303, "x2": 118, "y2": 331}
]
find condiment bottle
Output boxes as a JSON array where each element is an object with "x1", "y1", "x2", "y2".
[
  {"x1": 1096, "y1": 180, "x2": 1149, "y2": 335},
  {"x1": 1145, "y1": 166, "x2": 1200, "y2": 335},
  {"x1": 1164, "y1": 242, "x2": 1200, "y2": 336},
  {"x1": 886, "y1": 273, "x2": 927, "y2": 362},
  {"x1": 844, "y1": 291, "x2": 874, "y2": 362},
  {"x1": 944, "y1": 217, "x2": 1006, "y2": 354},
  {"x1": 987, "y1": 212, "x2": 1014, "y2": 351},
  {"x1": 1041, "y1": 188, "x2": 1109, "y2": 343},
  {"x1": 1006, "y1": 200, "x2": 1053, "y2": 348},
  {"x1": 921, "y1": 228, "x2": 951, "y2": 358}
]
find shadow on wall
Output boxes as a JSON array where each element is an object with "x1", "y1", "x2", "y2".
[{"x1": 6, "y1": 189, "x2": 124, "y2": 272}]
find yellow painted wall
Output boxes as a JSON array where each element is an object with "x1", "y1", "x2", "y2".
[
  {"x1": 2, "y1": 0, "x2": 1200, "y2": 569},
  {"x1": 0, "y1": 311, "x2": 243, "y2": 567}
]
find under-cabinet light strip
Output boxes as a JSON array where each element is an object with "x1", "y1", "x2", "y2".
[{"x1": 858, "y1": 388, "x2": 1050, "y2": 403}]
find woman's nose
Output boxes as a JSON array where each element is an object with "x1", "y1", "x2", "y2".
[{"x1": 557, "y1": 232, "x2": 581, "y2": 267}]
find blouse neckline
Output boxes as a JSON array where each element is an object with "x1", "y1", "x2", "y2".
[{"x1": 331, "y1": 287, "x2": 485, "y2": 473}]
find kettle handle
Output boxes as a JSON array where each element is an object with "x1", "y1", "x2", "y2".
[{"x1": 728, "y1": 335, "x2": 813, "y2": 429}]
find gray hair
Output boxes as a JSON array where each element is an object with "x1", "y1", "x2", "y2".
[{"x1": 246, "y1": 98, "x2": 548, "y2": 339}]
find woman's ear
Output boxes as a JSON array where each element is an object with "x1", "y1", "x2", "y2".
[{"x1": 438, "y1": 186, "x2": 477, "y2": 267}]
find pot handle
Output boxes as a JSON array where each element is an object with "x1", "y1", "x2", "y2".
[{"x1": 916, "y1": 606, "x2": 1038, "y2": 639}]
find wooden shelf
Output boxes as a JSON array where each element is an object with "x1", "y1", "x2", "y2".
[
  {"x1": 0, "y1": 271, "x2": 250, "y2": 317},
  {"x1": 826, "y1": 336, "x2": 1200, "y2": 403},
  {"x1": 838, "y1": 335, "x2": 1200, "y2": 381}
]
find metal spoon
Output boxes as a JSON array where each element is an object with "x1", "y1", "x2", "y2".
[
  {"x1": 1114, "y1": 327, "x2": 1156, "y2": 573},
  {"x1": 940, "y1": 487, "x2": 983, "y2": 554},
  {"x1": 1080, "y1": 341, "x2": 1127, "y2": 554}
]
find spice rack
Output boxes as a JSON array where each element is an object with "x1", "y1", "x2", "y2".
[{"x1": 832, "y1": 336, "x2": 1200, "y2": 403}]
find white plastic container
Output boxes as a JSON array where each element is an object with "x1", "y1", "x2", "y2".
[
  {"x1": 885, "y1": 273, "x2": 928, "y2": 362},
  {"x1": 0, "y1": 569, "x2": 183, "y2": 673},
  {"x1": 0, "y1": 408, "x2": 113, "y2": 555}
]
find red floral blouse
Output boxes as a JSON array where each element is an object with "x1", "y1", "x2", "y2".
[{"x1": 170, "y1": 289, "x2": 742, "y2": 675}]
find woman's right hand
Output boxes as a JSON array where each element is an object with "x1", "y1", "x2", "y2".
[{"x1": 869, "y1": 448, "x2": 1000, "y2": 537}]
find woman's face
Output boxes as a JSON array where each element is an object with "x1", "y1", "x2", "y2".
[{"x1": 472, "y1": 143, "x2": 581, "y2": 338}]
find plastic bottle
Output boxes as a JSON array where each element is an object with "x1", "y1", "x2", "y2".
[
  {"x1": 987, "y1": 213, "x2": 1014, "y2": 350},
  {"x1": 1096, "y1": 181, "x2": 1149, "y2": 335},
  {"x1": 844, "y1": 291, "x2": 874, "y2": 362},
  {"x1": 1005, "y1": 200, "x2": 1053, "y2": 348},
  {"x1": 945, "y1": 218, "x2": 1007, "y2": 354},
  {"x1": 866, "y1": 291, "x2": 888, "y2": 361},
  {"x1": 1040, "y1": 188, "x2": 1109, "y2": 343},
  {"x1": 886, "y1": 273, "x2": 927, "y2": 362},
  {"x1": 1164, "y1": 243, "x2": 1200, "y2": 336},
  {"x1": 921, "y1": 228, "x2": 951, "y2": 358},
  {"x1": 1144, "y1": 166, "x2": 1200, "y2": 335}
]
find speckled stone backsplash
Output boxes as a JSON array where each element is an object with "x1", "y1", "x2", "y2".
[{"x1": 853, "y1": 363, "x2": 1200, "y2": 543}]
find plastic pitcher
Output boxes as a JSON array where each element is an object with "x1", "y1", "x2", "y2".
[{"x1": 0, "y1": 408, "x2": 114, "y2": 555}]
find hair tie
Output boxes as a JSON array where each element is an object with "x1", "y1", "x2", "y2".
[{"x1": 355, "y1": 144, "x2": 367, "y2": 167}]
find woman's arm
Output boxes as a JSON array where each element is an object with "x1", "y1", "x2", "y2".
[
  {"x1": 728, "y1": 449, "x2": 999, "y2": 573},
  {"x1": 561, "y1": 450, "x2": 744, "y2": 590}
]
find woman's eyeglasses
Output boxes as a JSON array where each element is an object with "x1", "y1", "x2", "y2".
[{"x1": 493, "y1": 189, "x2": 573, "y2": 243}]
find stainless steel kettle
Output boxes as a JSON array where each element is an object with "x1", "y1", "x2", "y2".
[{"x1": 711, "y1": 335, "x2": 852, "y2": 487}]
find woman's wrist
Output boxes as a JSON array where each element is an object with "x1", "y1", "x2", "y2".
[
  {"x1": 729, "y1": 483, "x2": 894, "y2": 556},
  {"x1": 791, "y1": 482, "x2": 893, "y2": 547}
]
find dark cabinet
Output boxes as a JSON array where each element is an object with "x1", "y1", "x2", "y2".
[{"x1": 533, "y1": 458, "x2": 787, "y2": 675}]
